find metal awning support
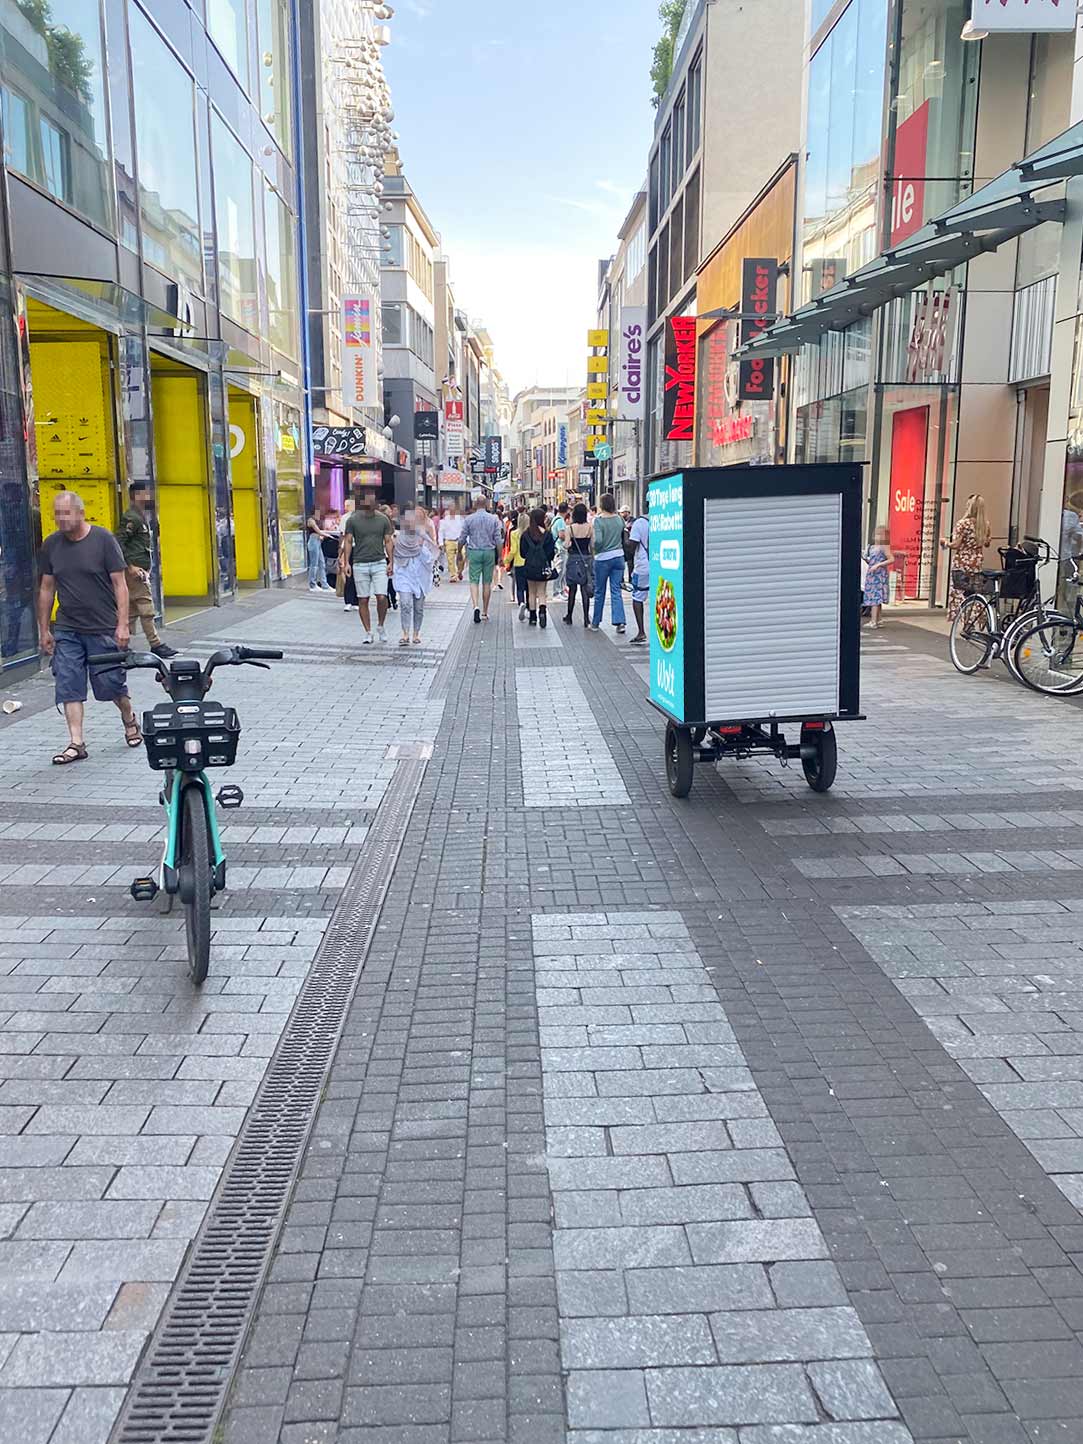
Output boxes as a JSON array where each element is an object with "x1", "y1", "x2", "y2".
[{"x1": 735, "y1": 118, "x2": 1083, "y2": 359}]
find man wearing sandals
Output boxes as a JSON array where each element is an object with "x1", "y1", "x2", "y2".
[{"x1": 37, "y1": 491, "x2": 142, "y2": 766}]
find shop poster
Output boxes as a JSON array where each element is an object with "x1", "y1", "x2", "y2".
[{"x1": 648, "y1": 474, "x2": 685, "y2": 721}]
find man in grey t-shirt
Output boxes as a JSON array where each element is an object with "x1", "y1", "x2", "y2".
[
  {"x1": 37, "y1": 491, "x2": 141, "y2": 766},
  {"x1": 459, "y1": 493, "x2": 504, "y2": 623}
]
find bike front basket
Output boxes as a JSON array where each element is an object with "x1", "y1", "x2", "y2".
[{"x1": 142, "y1": 701, "x2": 241, "y2": 772}]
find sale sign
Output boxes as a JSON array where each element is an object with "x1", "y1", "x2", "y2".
[
  {"x1": 888, "y1": 406, "x2": 929, "y2": 600},
  {"x1": 890, "y1": 102, "x2": 929, "y2": 247}
]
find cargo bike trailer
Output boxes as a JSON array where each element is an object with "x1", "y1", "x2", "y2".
[{"x1": 646, "y1": 464, "x2": 864, "y2": 799}]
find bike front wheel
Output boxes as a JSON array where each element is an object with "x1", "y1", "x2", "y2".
[
  {"x1": 181, "y1": 784, "x2": 212, "y2": 985},
  {"x1": 1012, "y1": 618, "x2": 1083, "y2": 695},
  {"x1": 949, "y1": 595, "x2": 995, "y2": 674}
]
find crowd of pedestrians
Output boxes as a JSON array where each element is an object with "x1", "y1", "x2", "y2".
[{"x1": 305, "y1": 489, "x2": 652, "y2": 644}]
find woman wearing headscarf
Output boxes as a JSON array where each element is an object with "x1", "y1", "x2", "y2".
[{"x1": 392, "y1": 506, "x2": 439, "y2": 645}]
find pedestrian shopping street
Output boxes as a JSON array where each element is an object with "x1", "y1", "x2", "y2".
[{"x1": 3, "y1": 585, "x2": 1083, "y2": 1443}]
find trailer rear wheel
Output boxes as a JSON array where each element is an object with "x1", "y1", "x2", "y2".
[
  {"x1": 801, "y1": 724, "x2": 837, "y2": 792},
  {"x1": 665, "y1": 722, "x2": 694, "y2": 798}
]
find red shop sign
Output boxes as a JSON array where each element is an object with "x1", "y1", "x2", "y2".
[{"x1": 663, "y1": 316, "x2": 697, "y2": 443}]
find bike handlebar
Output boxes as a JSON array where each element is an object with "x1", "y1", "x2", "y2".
[{"x1": 86, "y1": 646, "x2": 283, "y2": 672}]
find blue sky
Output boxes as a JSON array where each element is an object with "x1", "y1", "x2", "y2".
[{"x1": 383, "y1": 0, "x2": 660, "y2": 393}]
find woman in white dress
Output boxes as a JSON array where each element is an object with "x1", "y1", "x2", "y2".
[{"x1": 392, "y1": 507, "x2": 439, "y2": 645}]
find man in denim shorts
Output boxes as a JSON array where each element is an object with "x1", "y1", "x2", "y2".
[
  {"x1": 342, "y1": 491, "x2": 395, "y2": 644},
  {"x1": 36, "y1": 491, "x2": 142, "y2": 765}
]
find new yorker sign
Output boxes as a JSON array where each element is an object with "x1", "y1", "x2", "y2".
[{"x1": 663, "y1": 315, "x2": 697, "y2": 443}]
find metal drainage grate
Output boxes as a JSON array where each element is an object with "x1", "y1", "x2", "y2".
[{"x1": 109, "y1": 756, "x2": 427, "y2": 1444}]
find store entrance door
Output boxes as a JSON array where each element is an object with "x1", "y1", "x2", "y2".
[
  {"x1": 1013, "y1": 384, "x2": 1049, "y2": 544},
  {"x1": 26, "y1": 297, "x2": 120, "y2": 531},
  {"x1": 150, "y1": 353, "x2": 213, "y2": 616},
  {"x1": 228, "y1": 386, "x2": 266, "y2": 587}
]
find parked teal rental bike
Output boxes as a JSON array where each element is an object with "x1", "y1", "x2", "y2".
[{"x1": 88, "y1": 645, "x2": 282, "y2": 984}]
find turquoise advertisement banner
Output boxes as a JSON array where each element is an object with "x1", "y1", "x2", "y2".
[{"x1": 648, "y1": 473, "x2": 685, "y2": 721}]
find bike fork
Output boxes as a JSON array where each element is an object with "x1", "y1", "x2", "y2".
[{"x1": 161, "y1": 774, "x2": 226, "y2": 896}]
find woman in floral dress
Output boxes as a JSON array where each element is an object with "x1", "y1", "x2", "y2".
[{"x1": 941, "y1": 493, "x2": 991, "y2": 620}]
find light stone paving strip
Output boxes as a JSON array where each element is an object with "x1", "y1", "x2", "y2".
[
  {"x1": 840, "y1": 899, "x2": 1083, "y2": 1215},
  {"x1": 518, "y1": 668, "x2": 631, "y2": 807},
  {"x1": 536, "y1": 910, "x2": 911, "y2": 1444},
  {"x1": 512, "y1": 613, "x2": 565, "y2": 648}
]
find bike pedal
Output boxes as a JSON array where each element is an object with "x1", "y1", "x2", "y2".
[
  {"x1": 130, "y1": 876, "x2": 159, "y2": 903},
  {"x1": 216, "y1": 784, "x2": 244, "y2": 809}
]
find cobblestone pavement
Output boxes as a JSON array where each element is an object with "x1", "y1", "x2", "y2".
[
  {"x1": 210, "y1": 605, "x2": 1083, "y2": 1444},
  {"x1": 0, "y1": 584, "x2": 464, "y2": 1444},
  {"x1": 11, "y1": 580, "x2": 1083, "y2": 1444}
]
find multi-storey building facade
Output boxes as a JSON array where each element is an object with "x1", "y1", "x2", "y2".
[
  {"x1": 643, "y1": 0, "x2": 805, "y2": 478},
  {"x1": 380, "y1": 159, "x2": 438, "y2": 508},
  {"x1": 301, "y1": 0, "x2": 397, "y2": 515},
  {"x1": 0, "y1": 0, "x2": 306, "y2": 670}
]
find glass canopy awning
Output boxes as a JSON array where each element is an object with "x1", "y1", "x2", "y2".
[{"x1": 735, "y1": 119, "x2": 1083, "y2": 360}]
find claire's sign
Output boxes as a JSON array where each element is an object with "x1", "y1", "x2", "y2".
[
  {"x1": 617, "y1": 306, "x2": 646, "y2": 422},
  {"x1": 738, "y1": 258, "x2": 778, "y2": 402}
]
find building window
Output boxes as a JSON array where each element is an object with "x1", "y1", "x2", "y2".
[
  {"x1": 626, "y1": 221, "x2": 646, "y2": 283},
  {"x1": 660, "y1": 124, "x2": 672, "y2": 212},
  {"x1": 649, "y1": 151, "x2": 660, "y2": 232},
  {"x1": 659, "y1": 221, "x2": 670, "y2": 312},
  {"x1": 130, "y1": 4, "x2": 203, "y2": 290},
  {"x1": 212, "y1": 112, "x2": 258, "y2": 330},
  {"x1": 0, "y1": 0, "x2": 111, "y2": 229},
  {"x1": 207, "y1": 0, "x2": 249, "y2": 88},
  {"x1": 264, "y1": 182, "x2": 298, "y2": 359},
  {"x1": 383, "y1": 302, "x2": 403, "y2": 345},
  {"x1": 673, "y1": 91, "x2": 685, "y2": 180},
  {"x1": 802, "y1": 0, "x2": 888, "y2": 300},
  {"x1": 683, "y1": 169, "x2": 700, "y2": 278},
  {"x1": 687, "y1": 51, "x2": 702, "y2": 157},
  {"x1": 384, "y1": 224, "x2": 405, "y2": 266},
  {"x1": 669, "y1": 204, "x2": 684, "y2": 297},
  {"x1": 648, "y1": 243, "x2": 658, "y2": 324},
  {"x1": 406, "y1": 229, "x2": 433, "y2": 300},
  {"x1": 256, "y1": 0, "x2": 291, "y2": 153},
  {"x1": 1, "y1": 88, "x2": 31, "y2": 179},
  {"x1": 38, "y1": 116, "x2": 68, "y2": 201}
]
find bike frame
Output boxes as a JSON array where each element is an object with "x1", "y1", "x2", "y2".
[{"x1": 161, "y1": 772, "x2": 226, "y2": 896}]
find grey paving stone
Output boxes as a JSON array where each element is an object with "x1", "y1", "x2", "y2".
[
  {"x1": 1, "y1": 1329, "x2": 145, "y2": 1386},
  {"x1": 646, "y1": 1363, "x2": 819, "y2": 1426},
  {"x1": 625, "y1": 1264, "x2": 773, "y2": 1315},
  {"x1": 708, "y1": 1308, "x2": 869, "y2": 1364},
  {"x1": 566, "y1": 1368, "x2": 650, "y2": 1429},
  {"x1": 562, "y1": 1314, "x2": 717, "y2": 1368},
  {"x1": 50, "y1": 1386, "x2": 127, "y2": 1444},
  {"x1": 0, "y1": 1386, "x2": 69, "y2": 1444},
  {"x1": 687, "y1": 1219, "x2": 828, "y2": 1265},
  {"x1": 808, "y1": 1359, "x2": 900, "y2": 1421}
]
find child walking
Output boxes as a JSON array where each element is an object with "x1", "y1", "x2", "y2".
[{"x1": 863, "y1": 526, "x2": 894, "y2": 628}]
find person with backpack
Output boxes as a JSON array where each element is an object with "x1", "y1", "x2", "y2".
[
  {"x1": 521, "y1": 507, "x2": 557, "y2": 628},
  {"x1": 628, "y1": 511, "x2": 650, "y2": 646}
]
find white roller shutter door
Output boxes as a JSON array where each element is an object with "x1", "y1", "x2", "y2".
[{"x1": 702, "y1": 492, "x2": 842, "y2": 720}]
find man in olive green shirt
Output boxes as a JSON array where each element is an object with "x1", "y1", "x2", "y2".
[
  {"x1": 116, "y1": 482, "x2": 176, "y2": 658},
  {"x1": 342, "y1": 491, "x2": 395, "y2": 643}
]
